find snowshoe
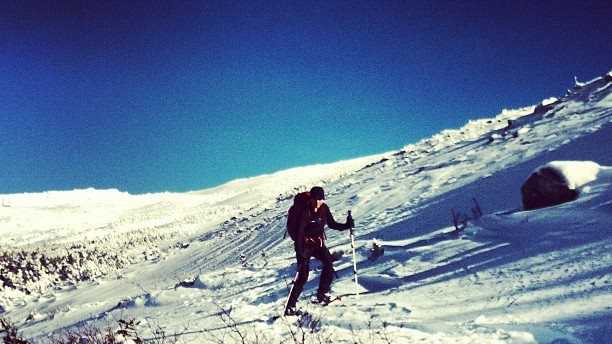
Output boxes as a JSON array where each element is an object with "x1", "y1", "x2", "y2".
[
  {"x1": 310, "y1": 293, "x2": 337, "y2": 306},
  {"x1": 284, "y1": 307, "x2": 304, "y2": 316}
]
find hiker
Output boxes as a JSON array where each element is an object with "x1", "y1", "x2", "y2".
[{"x1": 284, "y1": 186, "x2": 354, "y2": 315}]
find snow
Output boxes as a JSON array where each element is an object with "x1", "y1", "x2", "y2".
[
  {"x1": 1, "y1": 71, "x2": 612, "y2": 343},
  {"x1": 541, "y1": 97, "x2": 558, "y2": 106},
  {"x1": 541, "y1": 161, "x2": 601, "y2": 189}
]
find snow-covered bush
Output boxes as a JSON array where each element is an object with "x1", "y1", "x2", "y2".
[
  {"x1": 0, "y1": 229, "x2": 179, "y2": 296},
  {"x1": 0, "y1": 248, "x2": 129, "y2": 295},
  {"x1": 1, "y1": 317, "x2": 28, "y2": 343},
  {"x1": 193, "y1": 273, "x2": 226, "y2": 290},
  {"x1": 46, "y1": 317, "x2": 176, "y2": 344}
]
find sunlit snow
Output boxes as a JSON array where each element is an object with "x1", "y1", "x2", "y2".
[{"x1": 1, "y1": 71, "x2": 611, "y2": 343}]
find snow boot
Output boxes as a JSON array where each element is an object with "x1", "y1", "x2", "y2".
[
  {"x1": 284, "y1": 306, "x2": 303, "y2": 316},
  {"x1": 311, "y1": 293, "x2": 333, "y2": 306}
]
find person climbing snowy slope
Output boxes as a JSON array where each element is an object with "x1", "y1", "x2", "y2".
[{"x1": 284, "y1": 186, "x2": 354, "y2": 316}]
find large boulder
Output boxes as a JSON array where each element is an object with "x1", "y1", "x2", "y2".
[
  {"x1": 521, "y1": 167, "x2": 577, "y2": 210},
  {"x1": 521, "y1": 161, "x2": 600, "y2": 210}
]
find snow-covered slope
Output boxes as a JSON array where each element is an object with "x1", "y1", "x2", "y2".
[{"x1": 1, "y1": 71, "x2": 611, "y2": 343}]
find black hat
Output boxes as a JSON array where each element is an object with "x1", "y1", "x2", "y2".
[{"x1": 310, "y1": 186, "x2": 325, "y2": 200}]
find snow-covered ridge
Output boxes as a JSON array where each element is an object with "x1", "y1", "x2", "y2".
[
  {"x1": 402, "y1": 105, "x2": 535, "y2": 156},
  {"x1": 188, "y1": 154, "x2": 387, "y2": 206}
]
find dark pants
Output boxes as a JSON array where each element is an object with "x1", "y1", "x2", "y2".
[{"x1": 285, "y1": 241, "x2": 335, "y2": 309}]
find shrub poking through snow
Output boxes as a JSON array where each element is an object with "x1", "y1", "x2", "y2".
[
  {"x1": 451, "y1": 198, "x2": 483, "y2": 234},
  {"x1": 368, "y1": 239, "x2": 384, "y2": 261},
  {"x1": 45, "y1": 317, "x2": 179, "y2": 344},
  {"x1": 1, "y1": 317, "x2": 28, "y2": 344}
]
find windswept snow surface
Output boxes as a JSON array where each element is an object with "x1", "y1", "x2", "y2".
[{"x1": 1, "y1": 72, "x2": 612, "y2": 343}]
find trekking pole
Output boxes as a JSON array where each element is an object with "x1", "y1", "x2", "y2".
[
  {"x1": 348, "y1": 211, "x2": 359, "y2": 297},
  {"x1": 283, "y1": 270, "x2": 299, "y2": 314}
]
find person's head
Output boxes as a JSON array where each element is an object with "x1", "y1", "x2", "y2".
[{"x1": 310, "y1": 186, "x2": 325, "y2": 207}]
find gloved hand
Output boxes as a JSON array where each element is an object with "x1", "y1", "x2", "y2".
[{"x1": 346, "y1": 214, "x2": 355, "y2": 228}]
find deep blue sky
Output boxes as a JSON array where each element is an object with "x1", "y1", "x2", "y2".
[{"x1": 1, "y1": 1, "x2": 611, "y2": 194}]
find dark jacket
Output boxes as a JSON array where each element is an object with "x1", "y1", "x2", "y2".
[
  {"x1": 295, "y1": 203, "x2": 350, "y2": 257},
  {"x1": 304, "y1": 203, "x2": 351, "y2": 237}
]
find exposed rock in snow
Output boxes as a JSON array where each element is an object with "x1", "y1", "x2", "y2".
[{"x1": 521, "y1": 160, "x2": 602, "y2": 211}]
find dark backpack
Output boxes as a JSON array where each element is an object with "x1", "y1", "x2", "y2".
[{"x1": 286, "y1": 192, "x2": 311, "y2": 241}]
